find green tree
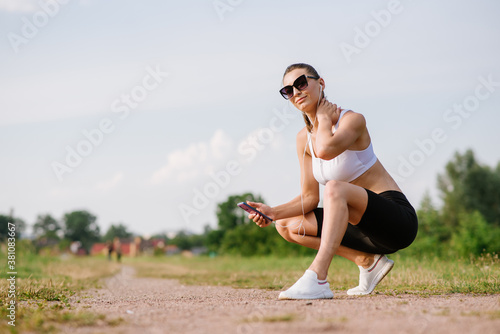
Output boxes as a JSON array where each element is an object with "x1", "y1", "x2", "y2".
[
  {"x1": 409, "y1": 149, "x2": 500, "y2": 258},
  {"x1": 169, "y1": 230, "x2": 206, "y2": 251},
  {"x1": 205, "y1": 227, "x2": 224, "y2": 253},
  {"x1": 217, "y1": 193, "x2": 266, "y2": 231},
  {"x1": 409, "y1": 192, "x2": 449, "y2": 257},
  {"x1": 206, "y1": 193, "x2": 265, "y2": 253},
  {"x1": 0, "y1": 213, "x2": 26, "y2": 241},
  {"x1": 33, "y1": 214, "x2": 61, "y2": 240},
  {"x1": 169, "y1": 230, "x2": 192, "y2": 251},
  {"x1": 0, "y1": 215, "x2": 11, "y2": 241},
  {"x1": 207, "y1": 193, "x2": 316, "y2": 256},
  {"x1": 150, "y1": 233, "x2": 169, "y2": 243},
  {"x1": 438, "y1": 149, "x2": 500, "y2": 227},
  {"x1": 63, "y1": 210, "x2": 101, "y2": 253},
  {"x1": 103, "y1": 223, "x2": 132, "y2": 242},
  {"x1": 451, "y1": 211, "x2": 500, "y2": 257}
]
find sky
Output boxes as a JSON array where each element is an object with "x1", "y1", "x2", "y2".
[{"x1": 1, "y1": 0, "x2": 499, "y2": 237}]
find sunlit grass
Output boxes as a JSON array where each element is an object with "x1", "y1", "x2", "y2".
[
  {"x1": 1, "y1": 247, "x2": 497, "y2": 333},
  {"x1": 126, "y1": 252, "x2": 500, "y2": 295},
  {"x1": 0, "y1": 251, "x2": 121, "y2": 334},
  {"x1": 0, "y1": 306, "x2": 124, "y2": 334},
  {"x1": 126, "y1": 255, "x2": 317, "y2": 290}
]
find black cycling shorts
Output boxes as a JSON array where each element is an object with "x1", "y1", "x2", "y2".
[{"x1": 314, "y1": 189, "x2": 418, "y2": 254}]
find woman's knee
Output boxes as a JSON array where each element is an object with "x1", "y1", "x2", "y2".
[
  {"x1": 323, "y1": 181, "x2": 368, "y2": 224},
  {"x1": 324, "y1": 180, "x2": 347, "y2": 202},
  {"x1": 275, "y1": 220, "x2": 293, "y2": 242},
  {"x1": 276, "y1": 219, "x2": 303, "y2": 243}
]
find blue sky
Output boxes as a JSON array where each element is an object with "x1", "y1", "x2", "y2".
[{"x1": 1, "y1": 0, "x2": 499, "y2": 236}]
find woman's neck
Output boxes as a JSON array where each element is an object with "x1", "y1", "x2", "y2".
[
  {"x1": 305, "y1": 108, "x2": 343, "y2": 133},
  {"x1": 304, "y1": 110, "x2": 319, "y2": 132}
]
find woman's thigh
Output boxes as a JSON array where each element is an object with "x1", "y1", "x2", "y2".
[
  {"x1": 275, "y1": 211, "x2": 322, "y2": 249},
  {"x1": 323, "y1": 180, "x2": 369, "y2": 225}
]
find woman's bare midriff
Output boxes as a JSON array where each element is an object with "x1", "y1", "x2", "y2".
[{"x1": 350, "y1": 160, "x2": 401, "y2": 194}]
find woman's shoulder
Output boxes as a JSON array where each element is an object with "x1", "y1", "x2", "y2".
[
  {"x1": 338, "y1": 109, "x2": 366, "y2": 129},
  {"x1": 296, "y1": 126, "x2": 310, "y2": 142},
  {"x1": 340, "y1": 108, "x2": 364, "y2": 119},
  {"x1": 296, "y1": 127, "x2": 311, "y2": 153}
]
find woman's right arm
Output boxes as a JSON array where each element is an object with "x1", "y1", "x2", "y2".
[{"x1": 248, "y1": 128, "x2": 320, "y2": 222}]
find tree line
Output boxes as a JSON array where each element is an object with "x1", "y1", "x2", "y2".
[
  {"x1": 410, "y1": 149, "x2": 500, "y2": 257},
  {"x1": 203, "y1": 149, "x2": 500, "y2": 258},
  {"x1": 0, "y1": 209, "x2": 204, "y2": 255},
  {"x1": 0, "y1": 210, "x2": 136, "y2": 254},
  {"x1": 1, "y1": 149, "x2": 499, "y2": 258}
]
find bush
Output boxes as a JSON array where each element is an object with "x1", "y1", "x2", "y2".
[
  {"x1": 451, "y1": 211, "x2": 500, "y2": 257},
  {"x1": 218, "y1": 223, "x2": 316, "y2": 257}
]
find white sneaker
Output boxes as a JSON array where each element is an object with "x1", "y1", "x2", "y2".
[
  {"x1": 347, "y1": 254, "x2": 394, "y2": 296},
  {"x1": 278, "y1": 270, "x2": 334, "y2": 300}
]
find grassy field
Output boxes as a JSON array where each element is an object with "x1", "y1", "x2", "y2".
[
  {"x1": 0, "y1": 245, "x2": 122, "y2": 334},
  {"x1": 1, "y1": 248, "x2": 499, "y2": 333},
  {"x1": 126, "y1": 252, "x2": 500, "y2": 295}
]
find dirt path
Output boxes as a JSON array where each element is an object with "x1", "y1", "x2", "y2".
[{"x1": 65, "y1": 266, "x2": 500, "y2": 334}]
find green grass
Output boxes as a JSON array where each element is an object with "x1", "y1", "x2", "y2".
[
  {"x1": 125, "y1": 252, "x2": 500, "y2": 295},
  {"x1": 1, "y1": 246, "x2": 498, "y2": 333},
  {"x1": 0, "y1": 247, "x2": 122, "y2": 334},
  {"x1": 126, "y1": 255, "x2": 316, "y2": 290},
  {"x1": 252, "y1": 314, "x2": 296, "y2": 323},
  {"x1": 0, "y1": 306, "x2": 124, "y2": 334}
]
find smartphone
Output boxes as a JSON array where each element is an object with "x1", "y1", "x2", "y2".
[{"x1": 237, "y1": 202, "x2": 273, "y2": 222}]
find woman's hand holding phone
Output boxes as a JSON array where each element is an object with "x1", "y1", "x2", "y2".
[{"x1": 243, "y1": 201, "x2": 274, "y2": 228}]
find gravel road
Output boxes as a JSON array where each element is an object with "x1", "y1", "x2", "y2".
[{"x1": 64, "y1": 266, "x2": 500, "y2": 334}]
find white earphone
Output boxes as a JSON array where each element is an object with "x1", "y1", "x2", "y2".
[
  {"x1": 318, "y1": 84, "x2": 324, "y2": 104},
  {"x1": 274, "y1": 81, "x2": 325, "y2": 237}
]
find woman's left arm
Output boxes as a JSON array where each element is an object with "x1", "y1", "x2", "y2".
[{"x1": 314, "y1": 98, "x2": 366, "y2": 160}]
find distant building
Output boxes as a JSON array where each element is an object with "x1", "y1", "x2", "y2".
[
  {"x1": 90, "y1": 237, "x2": 177, "y2": 256},
  {"x1": 91, "y1": 243, "x2": 108, "y2": 255},
  {"x1": 165, "y1": 244, "x2": 180, "y2": 255}
]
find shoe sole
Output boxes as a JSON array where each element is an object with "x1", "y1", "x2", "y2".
[
  {"x1": 278, "y1": 291, "x2": 334, "y2": 300},
  {"x1": 366, "y1": 259, "x2": 394, "y2": 294},
  {"x1": 347, "y1": 259, "x2": 395, "y2": 296}
]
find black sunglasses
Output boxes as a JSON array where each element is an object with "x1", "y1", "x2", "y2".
[{"x1": 279, "y1": 74, "x2": 319, "y2": 99}]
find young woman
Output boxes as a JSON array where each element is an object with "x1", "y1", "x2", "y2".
[{"x1": 247, "y1": 63, "x2": 418, "y2": 299}]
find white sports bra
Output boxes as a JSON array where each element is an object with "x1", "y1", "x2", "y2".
[{"x1": 308, "y1": 109, "x2": 378, "y2": 185}]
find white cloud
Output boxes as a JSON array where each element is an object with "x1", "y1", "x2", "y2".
[
  {"x1": 150, "y1": 129, "x2": 234, "y2": 185},
  {"x1": 150, "y1": 126, "x2": 288, "y2": 187},
  {"x1": 95, "y1": 172, "x2": 124, "y2": 191}
]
